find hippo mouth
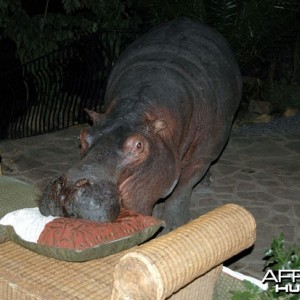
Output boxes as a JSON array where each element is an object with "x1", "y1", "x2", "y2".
[{"x1": 39, "y1": 176, "x2": 121, "y2": 222}]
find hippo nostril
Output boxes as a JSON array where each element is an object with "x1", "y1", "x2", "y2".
[{"x1": 75, "y1": 178, "x2": 90, "y2": 187}]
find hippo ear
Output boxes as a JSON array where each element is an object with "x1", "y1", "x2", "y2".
[
  {"x1": 79, "y1": 128, "x2": 96, "y2": 158},
  {"x1": 151, "y1": 119, "x2": 168, "y2": 134},
  {"x1": 84, "y1": 108, "x2": 104, "y2": 125}
]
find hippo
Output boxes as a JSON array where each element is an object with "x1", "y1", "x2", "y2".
[{"x1": 39, "y1": 17, "x2": 242, "y2": 232}]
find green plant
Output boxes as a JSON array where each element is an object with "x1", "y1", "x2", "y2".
[
  {"x1": 138, "y1": 0, "x2": 299, "y2": 70},
  {"x1": 231, "y1": 233, "x2": 300, "y2": 300},
  {"x1": 1, "y1": 0, "x2": 299, "y2": 70},
  {"x1": 268, "y1": 80, "x2": 300, "y2": 111},
  {"x1": 0, "y1": 0, "x2": 142, "y2": 63},
  {"x1": 243, "y1": 77, "x2": 264, "y2": 102}
]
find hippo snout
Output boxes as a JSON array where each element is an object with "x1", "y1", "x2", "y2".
[{"x1": 39, "y1": 176, "x2": 121, "y2": 222}]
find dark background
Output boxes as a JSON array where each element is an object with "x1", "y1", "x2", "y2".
[{"x1": 0, "y1": 0, "x2": 299, "y2": 139}]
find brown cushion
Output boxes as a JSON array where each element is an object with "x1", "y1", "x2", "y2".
[{"x1": 38, "y1": 209, "x2": 162, "y2": 250}]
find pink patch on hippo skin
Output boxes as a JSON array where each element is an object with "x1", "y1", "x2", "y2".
[
  {"x1": 80, "y1": 128, "x2": 97, "y2": 158},
  {"x1": 75, "y1": 178, "x2": 89, "y2": 187},
  {"x1": 122, "y1": 134, "x2": 150, "y2": 163}
]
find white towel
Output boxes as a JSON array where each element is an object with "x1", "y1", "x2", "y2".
[{"x1": 0, "y1": 207, "x2": 57, "y2": 243}]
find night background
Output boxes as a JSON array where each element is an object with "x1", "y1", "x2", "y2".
[{"x1": 0, "y1": 0, "x2": 299, "y2": 138}]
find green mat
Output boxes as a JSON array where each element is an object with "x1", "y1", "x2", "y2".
[{"x1": 0, "y1": 176, "x2": 40, "y2": 218}]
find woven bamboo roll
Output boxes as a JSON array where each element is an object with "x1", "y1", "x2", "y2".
[{"x1": 112, "y1": 203, "x2": 256, "y2": 300}]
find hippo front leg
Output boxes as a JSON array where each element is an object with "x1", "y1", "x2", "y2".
[
  {"x1": 154, "y1": 160, "x2": 211, "y2": 234},
  {"x1": 156, "y1": 186, "x2": 192, "y2": 233}
]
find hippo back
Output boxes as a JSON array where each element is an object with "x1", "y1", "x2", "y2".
[{"x1": 104, "y1": 17, "x2": 242, "y2": 161}]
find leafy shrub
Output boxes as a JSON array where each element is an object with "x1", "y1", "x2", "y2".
[
  {"x1": 268, "y1": 80, "x2": 300, "y2": 111},
  {"x1": 231, "y1": 233, "x2": 300, "y2": 299},
  {"x1": 0, "y1": 0, "x2": 142, "y2": 63}
]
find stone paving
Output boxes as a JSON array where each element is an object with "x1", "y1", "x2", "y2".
[{"x1": 0, "y1": 124, "x2": 299, "y2": 280}]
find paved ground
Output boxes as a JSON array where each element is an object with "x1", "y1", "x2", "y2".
[{"x1": 0, "y1": 123, "x2": 299, "y2": 280}]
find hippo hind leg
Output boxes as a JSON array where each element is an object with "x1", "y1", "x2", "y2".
[{"x1": 153, "y1": 160, "x2": 211, "y2": 234}]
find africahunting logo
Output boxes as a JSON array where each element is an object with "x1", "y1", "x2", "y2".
[{"x1": 262, "y1": 269, "x2": 300, "y2": 293}]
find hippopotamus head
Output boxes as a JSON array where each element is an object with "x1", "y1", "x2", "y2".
[{"x1": 39, "y1": 108, "x2": 181, "y2": 222}]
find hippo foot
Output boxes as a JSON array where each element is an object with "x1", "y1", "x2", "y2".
[
  {"x1": 201, "y1": 170, "x2": 212, "y2": 187},
  {"x1": 153, "y1": 200, "x2": 190, "y2": 236}
]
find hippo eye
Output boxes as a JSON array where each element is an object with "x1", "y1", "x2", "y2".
[
  {"x1": 123, "y1": 136, "x2": 147, "y2": 157},
  {"x1": 135, "y1": 141, "x2": 143, "y2": 149}
]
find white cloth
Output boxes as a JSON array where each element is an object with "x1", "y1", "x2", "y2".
[
  {"x1": 0, "y1": 207, "x2": 57, "y2": 243},
  {"x1": 222, "y1": 266, "x2": 268, "y2": 290}
]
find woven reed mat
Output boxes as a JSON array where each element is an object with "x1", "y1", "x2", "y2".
[
  {"x1": 112, "y1": 203, "x2": 256, "y2": 299},
  {"x1": 0, "y1": 204, "x2": 256, "y2": 300}
]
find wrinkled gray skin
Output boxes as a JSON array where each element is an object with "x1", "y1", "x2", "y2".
[{"x1": 39, "y1": 18, "x2": 242, "y2": 233}]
